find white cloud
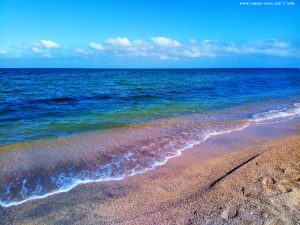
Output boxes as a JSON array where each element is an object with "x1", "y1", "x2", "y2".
[
  {"x1": 89, "y1": 42, "x2": 104, "y2": 50},
  {"x1": 272, "y1": 40, "x2": 290, "y2": 49},
  {"x1": 188, "y1": 38, "x2": 197, "y2": 44},
  {"x1": 159, "y1": 54, "x2": 169, "y2": 60},
  {"x1": 39, "y1": 40, "x2": 59, "y2": 48},
  {"x1": 0, "y1": 49, "x2": 7, "y2": 55},
  {"x1": 105, "y1": 37, "x2": 131, "y2": 47},
  {"x1": 3, "y1": 37, "x2": 299, "y2": 60},
  {"x1": 31, "y1": 47, "x2": 43, "y2": 53},
  {"x1": 29, "y1": 46, "x2": 54, "y2": 58},
  {"x1": 223, "y1": 39, "x2": 295, "y2": 57},
  {"x1": 251, "y1": 39, "x2": 290, "y2": 49},
  {"x1": 157, "y1": 54, "x2": 178, "y2": 60},
  {"x1": 151, "y1": 37, "x2": 181, "y2": 47},
  {"x1": 180, "y1": 47, "x2": 216, "y2": 58},
  {"x1": 123, "y1": 40, "x2": 153, "y2": 56},
  {"x1": 85, "y1": 38, "x2": 299, "y2": 59},
  {"x1": 94, "y1": 38, "x2": 153, "y2": 57},
  {"x1": 74, "y1": 48, "x2": 90, "y2": 56},
  {"x1": 178, "y1": 40, "x2": 218, "y2": 58}
]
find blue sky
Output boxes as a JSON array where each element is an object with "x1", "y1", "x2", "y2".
[{"x1": 0, "y1": 0, "x2": 300, "y2": 68}]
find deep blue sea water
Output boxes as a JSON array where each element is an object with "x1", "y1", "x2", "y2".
[
  {"x1": 0, "y1": 68, "x2": 300, "y2": 207},
  {"x1": 1, "y1": 68, "x2": 300, "y2": 146}
]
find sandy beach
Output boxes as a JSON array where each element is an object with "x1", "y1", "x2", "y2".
[
  {"x1": 1, "y1": 0, "x2": 300, "y2": 223},
  {"x1": 0, "y1": 118, "x2": 299, "y2": 225}
]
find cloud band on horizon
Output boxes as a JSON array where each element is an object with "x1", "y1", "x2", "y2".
[{"x1": 1, "y1": 37, "x2": 299, "y2": 61}]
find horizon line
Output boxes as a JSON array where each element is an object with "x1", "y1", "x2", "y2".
[{"x1": 0, "y1": 67, "x2": 299, "y2": 70}]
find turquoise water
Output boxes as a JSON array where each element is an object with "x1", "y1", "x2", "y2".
[
  {"x1": 1, "y1": 68, "x2": 300, "y2": 145},
  {"x1": 0, "y1": 68, "x2": 300, "y2": 207}
]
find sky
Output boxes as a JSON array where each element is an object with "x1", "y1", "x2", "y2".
[{"x1": 0, "y1": 0, "x2": 300, "y2": 68}]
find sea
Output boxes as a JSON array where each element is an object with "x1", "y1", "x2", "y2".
[{"x1": 0, "y1": 68, "x2": 299, "y2": 207}]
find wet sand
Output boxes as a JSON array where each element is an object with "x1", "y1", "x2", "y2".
[{"x1": 1, "y1": 120, "x2": 299, "y2": 225}]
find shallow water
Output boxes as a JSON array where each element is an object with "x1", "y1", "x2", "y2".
[
  {"x1": 1, "y1": 68, "x2": 299, "y2": 145},
  {"x1": 0, "y1": 68, "x2": 300, "y2": 207}
]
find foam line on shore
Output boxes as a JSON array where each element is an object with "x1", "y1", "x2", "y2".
[
  {"x1": 1, "y1": 102, "x2": 299, "y2": 208},
  {"x1": 250, "y1": 103, "x2": 300, "y2": 124},
  {"x1": 0, "y1": 124, "x2": 252, "y2": 207}
]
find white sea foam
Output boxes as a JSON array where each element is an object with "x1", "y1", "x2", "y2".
[
  {"x1": 250, "y1": 103, "x2": 300, "y2": 124},
  {"x1": 1, "y1": 102, "x2": 300, "y2": 208},
  {"x1": 0, "y1": 124, "x2": 250, "y2": 207}
]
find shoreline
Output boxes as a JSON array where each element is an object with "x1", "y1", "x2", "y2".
[
  {"x1": 0, "y1": 101, "x2": 299, "y2": 208},
  {"x1": 1, "y1": 118, "x2": 299, "y2": 224},
  {"x1": 0, "y1": 122, "x2": 250, "y2": 208}
]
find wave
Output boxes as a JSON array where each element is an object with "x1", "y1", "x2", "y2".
[
  {"x1": 0, "y1": 93, "x2": 158, "y2": 114},
  {"x1": 0, "y1": 124, "x2": 250, "y2": 208},
  {"x1": 250, "y1": 103, "x2": 300, "y2": 124},
  {"x1": 0, "y1": 102, "x2": 299, "y2": 208}
]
